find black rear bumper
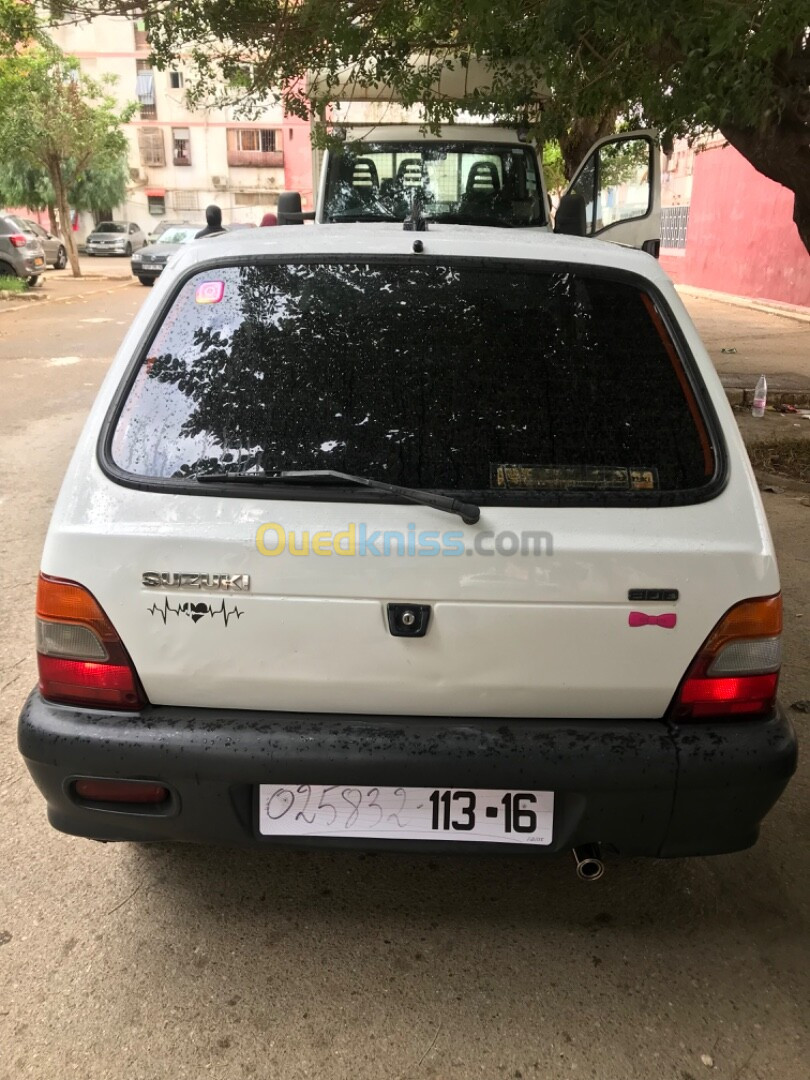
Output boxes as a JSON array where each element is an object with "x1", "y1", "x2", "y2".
[{"x1": 18, "y1": 691, "x2": 797, "y2": 856}]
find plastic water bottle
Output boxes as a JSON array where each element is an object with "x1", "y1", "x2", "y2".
[{"x1": 752, "y1": 375, "x2": 767, "y2": 417}]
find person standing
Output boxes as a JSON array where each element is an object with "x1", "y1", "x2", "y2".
[{"x1": 195, "y1": 205, "x2": 227, "y2": 238}]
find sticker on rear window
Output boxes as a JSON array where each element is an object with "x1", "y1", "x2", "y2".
[
  {"x1": 492, "y1": 465, "x2": 658, "y2": 491},
  {"x1": 195, "y1": 280, "x2": 225, "y2": 304}
]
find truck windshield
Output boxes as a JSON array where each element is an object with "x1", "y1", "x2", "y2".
[{"x1": 323, "y1": 142, "x2": 546, "y2": 228}]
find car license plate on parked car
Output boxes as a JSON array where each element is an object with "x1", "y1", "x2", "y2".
[{"x1": 258, "y1": 785, "x2": 554, "y2": 844}]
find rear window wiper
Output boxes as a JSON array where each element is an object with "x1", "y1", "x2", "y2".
[{"x1": 196, "y1": 469, "x2": 480, "y2": 524}]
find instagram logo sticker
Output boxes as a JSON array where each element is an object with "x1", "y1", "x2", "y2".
[{"x1": 195, "y1": 280, "x2": 225, "y2": 305}]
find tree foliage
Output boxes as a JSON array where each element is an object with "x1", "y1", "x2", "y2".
[
  {"x1": 0, "y1": 149, "x2": 129, "y2": 219},
  {"x1": 0, "y1": 46, "x2": 134, "y2": 275},
  {"x1": 31, "y1": 0, "x2": 810, "y2": 250}
]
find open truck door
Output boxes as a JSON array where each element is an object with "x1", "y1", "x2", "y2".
[{"x1": 559, "y1": 132, "x2": 661, "y2": 255}]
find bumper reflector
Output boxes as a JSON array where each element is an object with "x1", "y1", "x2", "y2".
[{"x1": 74, "y1": 778, "x2": 169, "y2": 804}]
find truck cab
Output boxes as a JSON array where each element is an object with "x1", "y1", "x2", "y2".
[{"x1": 285, "y1": 123, "x2": 661, "y2": 254}]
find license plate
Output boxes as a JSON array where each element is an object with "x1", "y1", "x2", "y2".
[{"x1": 258, "y1": 785, "x2": 554, "y2": 845}]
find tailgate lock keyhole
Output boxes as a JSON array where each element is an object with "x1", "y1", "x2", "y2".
[{"x1": 387, "y1": 604, "x2": 431, "y2": 638}]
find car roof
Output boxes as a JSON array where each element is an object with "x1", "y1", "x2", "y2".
[{"x1": 169, "y1": 223, "x2": 670, "y2": 286}]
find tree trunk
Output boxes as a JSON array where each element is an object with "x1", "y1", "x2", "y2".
[
  {"x1": 558, "y1": 110, "x2": 619, "y2": 181},
  {"x1": 720, "y1": 122, "x2": 810, "y2": 256},
  {"x1": 50, "y1": 167, "x2": 81, "y2": 277},
  {"x1": 47, "y1": 203, "x2": 58, "y2": 235}
]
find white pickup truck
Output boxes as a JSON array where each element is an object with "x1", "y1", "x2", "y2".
[{"x1": 278, "y1": 122, "x2": 661, "y2": 255}]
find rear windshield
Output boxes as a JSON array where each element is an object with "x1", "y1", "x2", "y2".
[
  {"x1": 96, "y1": 223, "x2": 126, "y2": 234},
  {"x1": 324, "y1": 142, "x2": 545, "y2": 228},
  {"x1": 110, "y1": 261, "x2": 716, "y2": 499}
]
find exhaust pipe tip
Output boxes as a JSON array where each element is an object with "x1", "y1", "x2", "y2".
[{"x1": 573, "y1": 844, "x2": 605, "y2": 881}]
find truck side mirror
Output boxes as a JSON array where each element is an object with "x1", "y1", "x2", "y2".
[
  {"x1": 554, "y1": 192, "x2": 587, "y2": 237},
  {"x1": 277, "y1": 191, "x2": 304, "y2": 225}
]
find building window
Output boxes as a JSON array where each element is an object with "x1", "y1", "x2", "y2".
[
  {"x1": 136, "y1": 59, "x2": 156, "y2": 119},
  {"x1": 226, "y1": 128, "x2": 283, "y2": 167},
  {"x1": 172, "y1": 128, "x2": 191, "y2": 166},
  {"x1": 137, "y1": 127, "x2": 165, "y2": 167},
  {"x1": 661, "y1": 205, "x2": 690, "y2": 250},
  {"x1": 169, "y1": 71, "x2": 184, "y2": 90},
  {"x1": 172, "y1": 190, "x2": 199, "y2": 212},
  {"x1": 233, "y1": 128, "x2": 276, "y2": 153},
  {"x1": 147, "y1": 194, "x2": 166, "y2": 216},
  {"x1": 134, "y1": 18, "x2": 149, "y2": 50}
]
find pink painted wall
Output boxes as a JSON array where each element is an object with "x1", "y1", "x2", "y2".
[
  {"x1": 282, "y1": 108, "x2": 314, "y2": 212},
  {"x1": 660, "y1": 143, "x2": 810, "y2": 307},
  {"x1": 5, "y1": 207, "x2": 50, "y2": 227}
]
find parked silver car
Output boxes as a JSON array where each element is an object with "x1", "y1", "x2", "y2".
[
  {"x1": 146, "y1": 219, "x2": 196, "y2": 246},
  {"x1": 0, "y1": 213, "x2": 46, "y2": 285},
  {"x1": 12, "y1": 217, "x2": 68, "y2": 270},
  {"x1": 131, "y1": 224, "x2": 204, "y2": 285},
  {"x1": 86, "y1": 221, "x2": 146, "y2": 257}
]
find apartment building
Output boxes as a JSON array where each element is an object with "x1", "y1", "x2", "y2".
[{"x1": 49, "y1": 16, "x2": 313, "y2": 236}]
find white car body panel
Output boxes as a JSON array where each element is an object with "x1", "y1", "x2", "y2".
[{"x1": 40, "y1": 226, "x2": 778, "y2": 718}]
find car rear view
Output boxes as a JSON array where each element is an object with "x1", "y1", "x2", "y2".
[
  {"x1": 0, "y1": 214, "x2": 46, "y2": 283},
  {"x1": 18, "y1": 228, "x2": 797, "y2": 865}
]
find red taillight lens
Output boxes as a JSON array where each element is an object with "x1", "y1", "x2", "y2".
[
  {"x1": 9, "y1": 233, "x2": 28, "y2": 247},
  {"x1": 678, "y1": 673, "x2": 779, "y2": 717},
  {"x1": 36, "y1": 574, "x2": 145, "y2": 711},
  {"x1": 673, "y1": 595, "x2": 782, "y2": 719},
  {"x1": 74, "y1": 778, "x2": 168, "y2": 804}
]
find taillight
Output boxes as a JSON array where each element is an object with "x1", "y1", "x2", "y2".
[
  {"x1": 36, "y1": 574, "x2": 145, "y2": 710},
  {"x1": 673, "y1": 595, "x2": 781, "y2": 719},
  {"x1": 9, "y1": 233, "x2": 28, "y2": 247}
]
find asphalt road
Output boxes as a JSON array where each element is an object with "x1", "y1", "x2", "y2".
[{"x1": 0, "y1": 286, "x2": 808, "y2": 1080}]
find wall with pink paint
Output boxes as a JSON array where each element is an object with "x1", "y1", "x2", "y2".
[
  {"x1": 282, "y1": 113, "x2": 315, "y2": 212},
  {"x1": 659, "y1": 143, "x2": 809, "y2": 308}
]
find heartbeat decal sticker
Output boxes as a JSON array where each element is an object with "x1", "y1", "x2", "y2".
[{"x1": 148, "y1": 598, "x2": 244, "y2": 627}]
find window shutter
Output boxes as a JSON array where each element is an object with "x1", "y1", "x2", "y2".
[{"x1": 138, "y1": 127, "x2": 165, "y2": 167}]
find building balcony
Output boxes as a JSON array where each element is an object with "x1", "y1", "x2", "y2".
[{"x1": 227, "y1": 150, "x2": 284, "y2": 168}]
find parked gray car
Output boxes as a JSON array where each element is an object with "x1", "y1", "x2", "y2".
[
  {"x1": 16, "y1": 218, "x2": 68, "y2": 269},
  {"x1": 86, "y1": 221, "x2": 146, "y2": 257},
  {"x1": 0, "y1": 213, "x2": 46, "y2": 285},
  {"x1": 146, "y1": 219, "x2": 197, "y2": 245},
  {"x1": 130, "y1": 224, "x2": 203, "y2": 284}
]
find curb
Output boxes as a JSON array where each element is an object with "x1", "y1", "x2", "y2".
[
  {"x1": 676, "y1": 284, "x2": 810, "y2": 324},
  {"x1": 0, "y1": 290, "x2": 46, "y2": 302},
  {"x1": 755, "y1": 469, "x2": 810, "y2": 496},
  {"x1": 59, "y1": 273, "x2": 134, "y2": 281},
  {"x1": 725, "y1": 387, "x2": 810, "y2": 408},
  {"x1": 0, "y1": 278, "x2": 134, "y2": 315}
]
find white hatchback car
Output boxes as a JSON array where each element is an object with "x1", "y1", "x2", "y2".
[{"x1": 18, "y1": 225, "x2": 797, "y2": 872}]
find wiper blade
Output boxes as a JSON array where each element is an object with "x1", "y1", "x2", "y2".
[{"x1": 196, "y1": 468, "x2": 480, "y2": 525}]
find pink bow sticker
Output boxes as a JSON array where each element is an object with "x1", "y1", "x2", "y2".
[{"x1": 629, "y1": 612, "x2": 677, "y2": 629}]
